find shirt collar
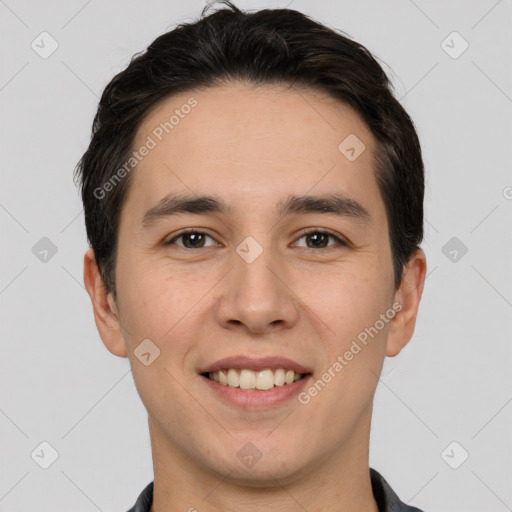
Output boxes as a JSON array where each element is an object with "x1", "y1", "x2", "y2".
[
  {"x1": 127, "y1": 468, "x2": 424, "y2": 512},
  {"x1": 370, "y1": 468, "x2": 425, "y2": 511}
]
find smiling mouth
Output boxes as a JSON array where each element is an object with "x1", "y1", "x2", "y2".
[{"x1": 201, "y1": 368, "x2": 310, "y2": 391}]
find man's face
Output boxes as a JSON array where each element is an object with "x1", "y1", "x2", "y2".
[{"x1": 104, "y1": 82, "x2": 404, "y2": 482}]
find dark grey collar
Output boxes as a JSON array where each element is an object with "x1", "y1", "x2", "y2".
[{"x1": 370, "y1": 468, "x2": 425, "y2": 511}]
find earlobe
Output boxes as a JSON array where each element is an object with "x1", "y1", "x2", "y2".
[
  {"x1": 386, "y1": 248, "x2": 427, "y2": 357},
  {"x1": 83, "y1": 248, "x2": 128, "y2": 358}
]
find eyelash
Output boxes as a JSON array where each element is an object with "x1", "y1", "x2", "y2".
[{"x1": 164, "y1": 228, "x2": 348, "y2": 250}]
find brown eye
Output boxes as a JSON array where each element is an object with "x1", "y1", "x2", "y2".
[
  {"x1": 295, "y1": 230, "x2": 347, "y2": 249},
  {"x1": 166, "y1": 231, "x2": 216, "y2": 249}
]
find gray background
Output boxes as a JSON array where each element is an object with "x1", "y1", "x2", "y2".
[{"x1": 1, "y1": 0, "x2": 511, "y2": 510}]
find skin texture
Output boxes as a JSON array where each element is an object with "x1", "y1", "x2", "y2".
[{"x1": 84, "y1": 81, "x2": 426, "y2": 512}]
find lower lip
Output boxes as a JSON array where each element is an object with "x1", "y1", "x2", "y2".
[{"x1": 200, "y1": 374, "x2": 312, "y2": 409}]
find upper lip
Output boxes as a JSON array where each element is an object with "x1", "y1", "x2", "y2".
[{"x1": 199, "y1": 355, "x2": 312, "y2": 374}]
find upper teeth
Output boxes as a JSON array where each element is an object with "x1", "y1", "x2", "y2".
[{"x1": 208, "y1": 369, "x2": 303, "y2": 390}]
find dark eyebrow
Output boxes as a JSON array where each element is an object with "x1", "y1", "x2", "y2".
[
  {"x1": 277, "y1": 193, "x2": 372, "y2": 226},
  {"x1": 140, "y1": 192, "x2": 372, "y2": 227},
  {"x1": 141, "y1": 194, "x2": 232, "y2": 227}
]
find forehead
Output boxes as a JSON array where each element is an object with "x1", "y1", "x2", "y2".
[{"x1": 125, "y1": 81, "x2": 383, "y2": 224}]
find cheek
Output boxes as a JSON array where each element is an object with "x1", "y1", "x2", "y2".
[
  {"x1": 311, "y1": 264, "x2": 390, "y2": 333},
  {"x1": 311, "y1": 268, "x2": 391, "y2": 387},
  {"x1": 116, "y1": 255, "x2": 204, "y2": 339},
  {"x1": 117, "y1": 261, "x2": 204, "y2": 416},
  {"x1": 306, "y1": 277, "x2": 389, "y2": 412}
]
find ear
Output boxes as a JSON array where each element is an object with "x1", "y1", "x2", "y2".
[
  {"x1": 386, "y1": 248, "x2": 427, "y2": 357},
  {"x1": 83, "y1": 248, "x2": 128, "y2": 358}
]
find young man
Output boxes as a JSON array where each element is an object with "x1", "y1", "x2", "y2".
[{"x1": 76, "y1": 1, "x2": 427, "y2": 510}]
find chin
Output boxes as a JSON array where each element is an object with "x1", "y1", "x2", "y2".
[
  {"x1": 200, "y1": 441, "x2": 311, "y2": 487},
  {"x1": 213, "y1": 460, "x2": 303, "y2": 488}
]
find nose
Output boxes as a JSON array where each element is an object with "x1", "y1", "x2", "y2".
[{"x1": 215, "y1": 241, "x2": 300, "y2": 335}]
